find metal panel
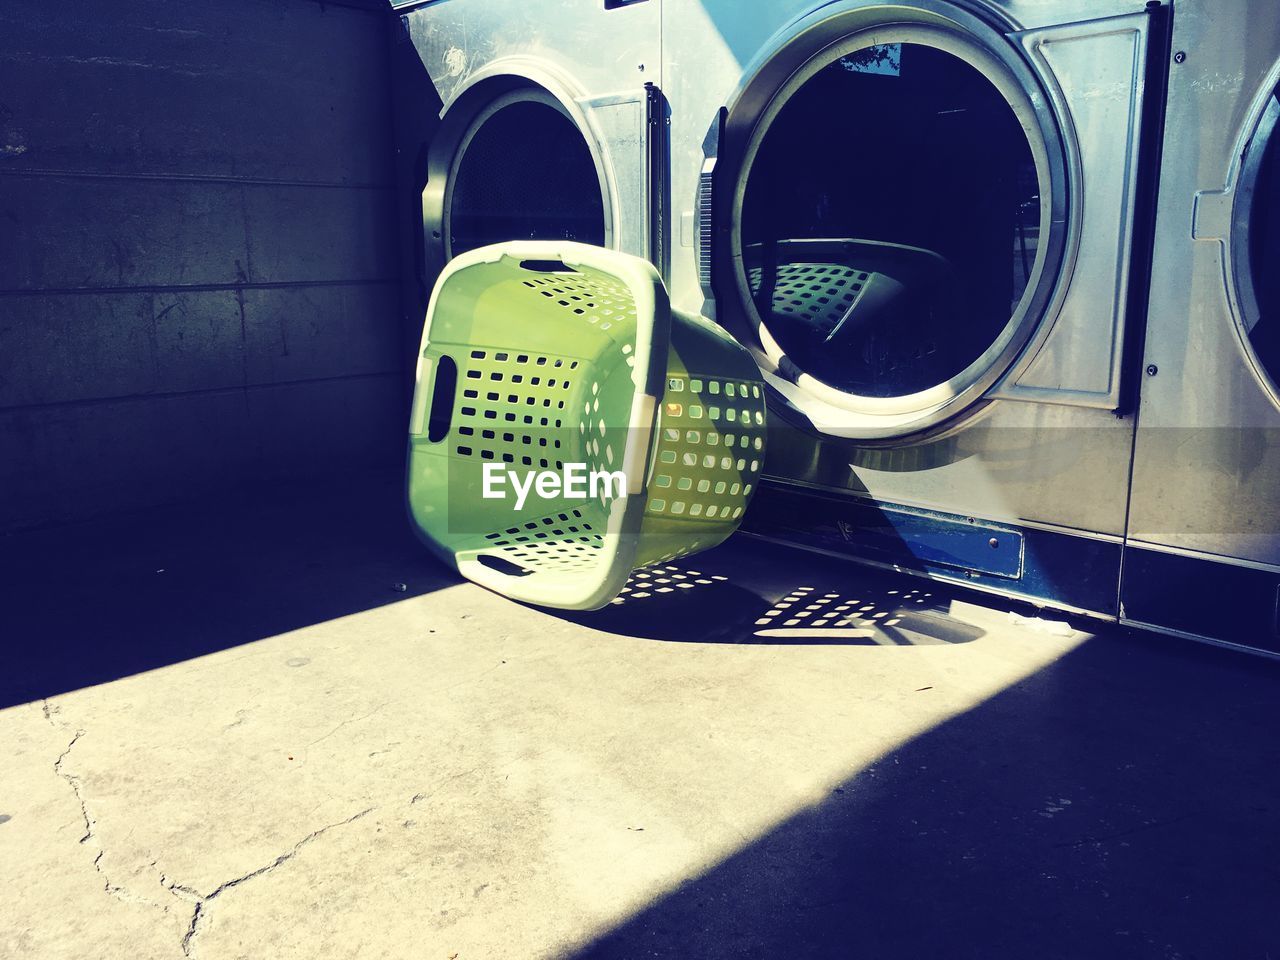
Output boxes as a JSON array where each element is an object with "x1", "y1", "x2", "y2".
[
  {"x1": 773, "y1": 494, "x2": 1028, "y2": 580},
  {"x1": 761, "y1": 401, "x2": 1136, "y2": 535},
  {"x1": 402, "y1": 0, "x2": 658, "y2": 112},
  {"x1": 743, "y1": 481, "x2": 1123, "y2": 617},
  {"x1": 584, "y1": 92, "x2": 650, "y2": 259},
  {"x1": 664, "y1": 0, "x2": 1144, "y2": 537},
  {"x1": 993, "y1": 14, "x2": 1149, "y2": 408},
  {"x1": 1121, "y1": 546, "x2": 1280, "y2": 654},
  {"x1": 1126, "y1": 0, "x2": 1280, "y2": 567},
  {"x1": 644, "y1": 82, "x2": 671, "y2": 281}
]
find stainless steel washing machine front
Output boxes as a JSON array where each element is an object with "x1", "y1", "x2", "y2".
[
  {"x1": 666, "y1": 0, "x2": 1164, "y2": 616},
  {"x1": 1122, "y1": 0, "x2": 1280, "y2": 654}
]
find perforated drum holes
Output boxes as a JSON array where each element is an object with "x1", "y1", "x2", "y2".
[{"x1": 746, "y1": 262, "x2": 870, "y2": 336}]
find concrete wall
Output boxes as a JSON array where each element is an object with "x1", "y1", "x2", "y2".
[{"x1": 0, "y1": 0, "x2": 404, "y2": 533}]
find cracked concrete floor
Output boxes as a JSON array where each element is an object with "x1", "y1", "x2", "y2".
[{"x1": 4, "y1": 477, "x2": 1280, "y2": 959}]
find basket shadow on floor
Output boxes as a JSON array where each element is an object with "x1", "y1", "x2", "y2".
[{"x1": 557, "y1": 536, "x2": 987, "y2": 646}]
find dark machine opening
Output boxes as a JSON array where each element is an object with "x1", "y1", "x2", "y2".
[
  {"x1": 1243, "y1": 93, "x2": 1280, "y2": 390},
  {"x1": 739, "y1": 43, "x2": 1040, "y2": 398},
  {"x1": 448, "y1": 98, "x2": 607, "y2": 257}
]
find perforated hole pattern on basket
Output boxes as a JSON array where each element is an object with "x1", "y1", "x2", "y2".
[
  {"x1": 481, "y1": 507, "x2": 605, "y2": 573},
  {"x1": 451, "y1": 271, "x2": 638, "y2": 468},
  {"x1": 453, "y1": 348, "x2": 574, "y2": 468},
  {"x1": 453, "y1": 268, "x2": 644, "y2": 574},
  {"x1": 577, "y1": 359, "x2": 645, "y2": 510},
  {"x1": 646, "y1": 374, "x2": 767, "y2": 523},
  {"x1": 522, "y1": 271, "x2": 638, "y2": 333},
  {"x1": 747, "y1": 263, "x2": 869, "y2": 334}
]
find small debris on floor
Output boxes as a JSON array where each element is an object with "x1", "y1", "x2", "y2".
[{"x1": 1007, "y1": 611, "x2": 1075, "y2": 637}]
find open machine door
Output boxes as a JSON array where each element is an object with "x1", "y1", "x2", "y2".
[{"x1": 694, "y1": 0, "x2": 1157, "y2": 438}]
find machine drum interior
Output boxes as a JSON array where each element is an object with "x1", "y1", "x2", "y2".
[
  {"x1": 740, "y1": 42, "x2": 1041, "y2": 398},
  {"x1": 449, "y1": 97, "x2": 607, "y2": 257}
]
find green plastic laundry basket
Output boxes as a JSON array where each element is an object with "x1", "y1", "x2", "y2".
[{"x1": 407, "y1": 241, "x2": 767, "y2": 610}]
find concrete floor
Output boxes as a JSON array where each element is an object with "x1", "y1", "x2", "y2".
[{"x1": 3, "y1": 476, "x2": 1279, "y2": 959}]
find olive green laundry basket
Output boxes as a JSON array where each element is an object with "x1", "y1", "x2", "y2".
[{"x1": 407, "y1": 241, "x2": 767, "y2": 610}]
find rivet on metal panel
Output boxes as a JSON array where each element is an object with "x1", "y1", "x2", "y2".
[
  {"x1": 1146, "y1": 364, "x2": 1159, "y2": 377},
  {"x1": 1173, "y1": 50, "x2": 1186, "y2": 64}
]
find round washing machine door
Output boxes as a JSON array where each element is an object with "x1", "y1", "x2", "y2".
[
  {"x1": 709, "y1": 3, "x2": 1068, "y2": 440},
  {"x1": 426, "y1": 84, "x2": 612, "y2": 263},
  {"x1": 1231, "y1": 90, "x2": 1280, "y2": 409}
]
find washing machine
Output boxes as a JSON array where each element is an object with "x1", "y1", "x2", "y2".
[
  {"x1": 1120, "y1": 0, "x2": 1280, "y2": 655},
  {"x1": 665, "y1": 0, "x2": 1170, "y2": 619},
  {"x1": 389, "y1": 0, "x2": 664, "y2": 335}
]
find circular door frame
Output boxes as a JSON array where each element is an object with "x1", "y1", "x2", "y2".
[
  {"x1": 1228, "y1": 67, "x2": 1280, "y2": 413},
  {"x1": 703, "y1": 0, "x2": 1071, "y2": 441},
  {"x1": 422, "y1": 63, "x2": 618, "y2": 272}
]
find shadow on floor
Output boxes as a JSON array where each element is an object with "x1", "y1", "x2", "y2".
[
  {"x1": 0, "y1": 471, "x2": 459, "y2": 709},
  {"x1": 2, "y1": 476, "x2": 997, "y2": 710},
  {"x1": 560, "y1": 537, "x2": 988, "y2": 646},
  {"x1": 572, "y1": 627, "x2": 1280, "y2": 959}
]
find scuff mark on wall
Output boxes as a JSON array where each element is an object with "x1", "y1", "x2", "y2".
[
  {"x1": 0, "y1": 102, "x2": 29, "y2": 159},
  {"x1": 443, "y1": 46, "x2": 467, "y2": 78}
]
